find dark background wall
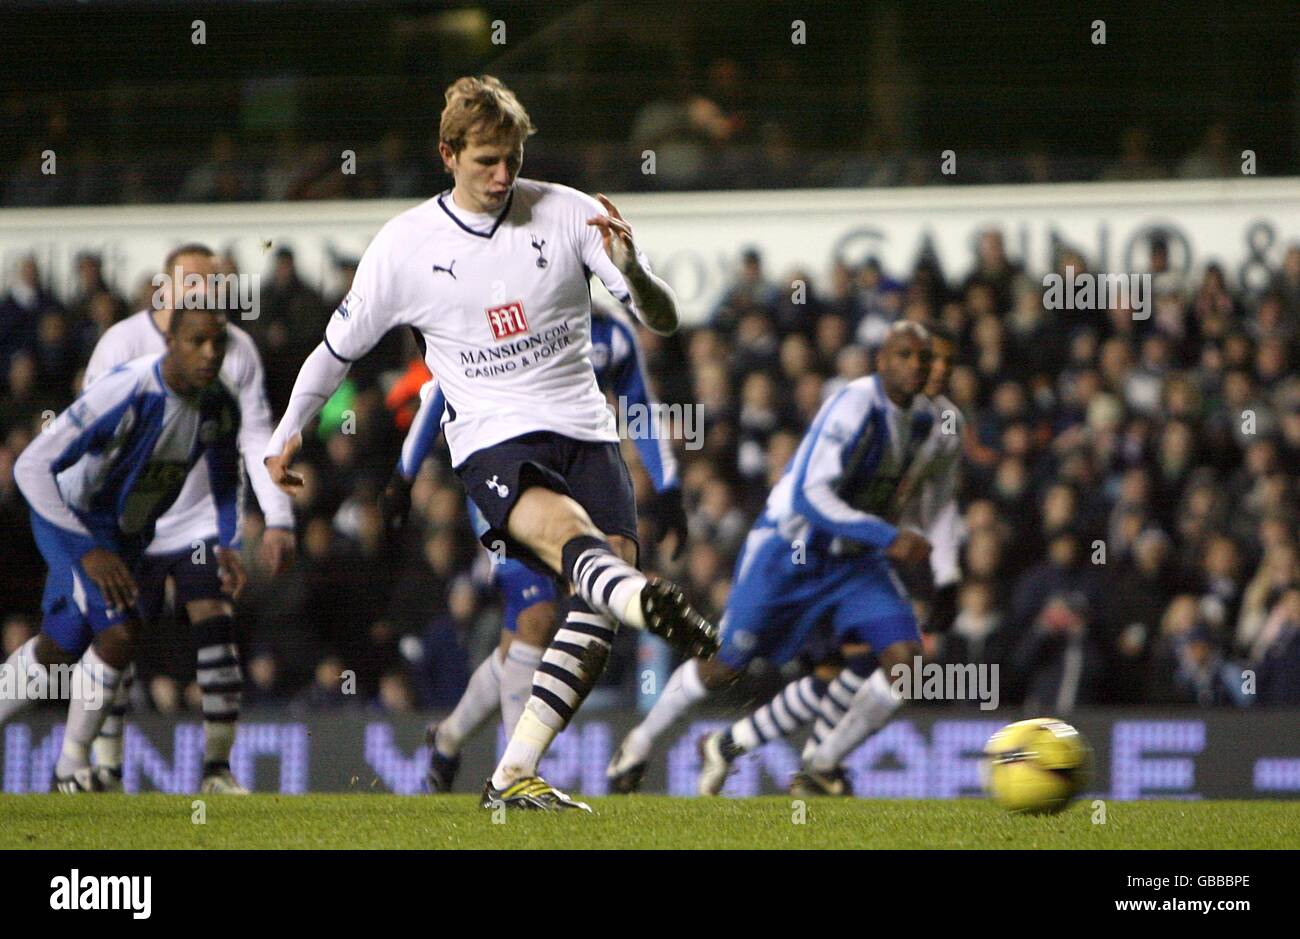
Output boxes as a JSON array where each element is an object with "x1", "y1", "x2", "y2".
[{"x1": 1, "y1": 0, "x2": 1296, "y2": 197}]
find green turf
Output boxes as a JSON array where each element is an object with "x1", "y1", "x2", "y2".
[{"x1": 0, "y1": 794, "x2": 1295, "y2": 849}]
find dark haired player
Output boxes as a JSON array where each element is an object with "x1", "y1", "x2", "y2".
[{"x1": 6, "y1": 304, "x2": 243, "y2": 792}]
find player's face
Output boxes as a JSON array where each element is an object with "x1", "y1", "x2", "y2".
[
  {"x1": 444, "y1": 130, "x2": 524, "y2": 213},
  {"x1": 877, "y1": 334, "x2": 931, "y2": 404},
  {"x1": 166, "y1": 311, "x2": 228, "y2": 393},
  {"x1": 925, "y1": 337, "x2": 955, "y2": 398}
]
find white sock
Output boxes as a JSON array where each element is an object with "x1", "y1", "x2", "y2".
[
  {"x1": 499, "y1": 641, "x2": 542, "y2": 738},
  {"x1": 0, "y1": 637, "x2": 47, "y2": 724},
  {"x1": 56, "y1": 646, "x2": 121, "y2": 778},
  {"x1": 436, "y1": 651, "x2": 501, "y2": 757},
  {"x1": 93, "y1": 663, "x2": 133, "y2": 770},
  {"x1": 808, "y1": 669, "x2": 902, "y2": 772},
  {"x1": 620, "y1": 659, "x2": 709, "y2": 765},
  {"x1": 492, "y1": 703, "x2": 559, "y2": 789},
  {"x1": 204, "y1": 722, "x2": 236, "y2": 769},
  {"x1": 621, "y1": 592, "x2": 646, "y2": 629}
]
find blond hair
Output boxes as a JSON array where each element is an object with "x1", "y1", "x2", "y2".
[{"x1": 439, "y1": 75, "x2": 537, "y2": 155}]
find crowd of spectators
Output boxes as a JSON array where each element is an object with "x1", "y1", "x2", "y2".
[
  {"x1": 1, "y1": 70, "x2": 1263, "y2": 209},
  {"x1": 2, "y1": 225, "x2": 1299, "y2": 718}
]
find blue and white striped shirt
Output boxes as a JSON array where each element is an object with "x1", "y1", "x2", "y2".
[
  {"x1": 15, "y1": 355, "x2": 243, "y2": 555},
  {"x1": 764, "y1": 374, "x2": 948, "y2": 556}
]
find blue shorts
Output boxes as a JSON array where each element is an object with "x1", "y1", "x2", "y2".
[
  {"x1": 30, "y1": 511, "x2": 135, "y2": 657},
  {"x1": 716, "y1": 525, "x2": 919, "y2": 671},
  {"x1": 496, "y1": 559, "x2": 559, "y2": 633}
]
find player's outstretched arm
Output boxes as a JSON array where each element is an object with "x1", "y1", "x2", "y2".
[
  {"x1": 587, "y1": 193, "x2": 679, "y2": 335},
  {"x1": 264, "y1": 341, "x2": 352, "y2": 491},
  {"x1": 380, "y1": 380, "x2": 446, "y2": 531}
]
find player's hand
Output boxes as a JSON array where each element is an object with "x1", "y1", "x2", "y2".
[
  {"x1": 650, "y1": 487, "x2": 688, "y2": 561},
  {"x1": 259, "y1": 527, "x2": 296, "y2": 577},
  {"x1": 216, "y1": 546, "x2": 247, "y2": 600},
  {"x1": 264, "y1": 433, "x2": 304, "y2": 493},
  {"x1": 379, "y1": 471, "x2": 414, "y2": 532},
  {"x1": 586, "y1": 194, "x2": 638, "y2": 274},
  {"x1": 81, "y1": 548, "x2": 138, "y2": 612},
  {"x1": 885, "y1": 529, "x2": 931, "y2": 567}
]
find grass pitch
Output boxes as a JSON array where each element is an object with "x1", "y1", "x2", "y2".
[{"x1": 0, "y1": 794, "x2": 1294, "y2": 849}]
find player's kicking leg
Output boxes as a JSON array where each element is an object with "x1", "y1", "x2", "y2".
[
  {"x1": 425, "y1": 563, "x2": 558, "y2": 792},
  {"x1": 458, "y1": 435, "x2": 718, "y2": 812}
]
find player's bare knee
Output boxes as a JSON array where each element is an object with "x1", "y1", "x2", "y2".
[
  {"x1": 697, "y1": 657, "x2": 737, "y2": 690},
  {"x1": 606, "y1": 534, "x2": 638, "y2": 566},
  {"x1": 813, "y1": 662, "x2": 843, "y2": 683},
  {"x1": 91, "y1": 622, "x2": 137, "y2": 671},
  {"x1": 509, "y1": 489, "x2": 596, "y2": 559},
  {"x1": 878, "y1": 641, "x2": 920, "y2": 677},
  {"x1": 186, "y1": 598, "x2": 232, "y2": 623},
  {"x1": 516, "y1": 601, "x2": 557, "y2": 645},
  {"x1": 34, "y1": 633, "x2": 75, "y2": 667}
]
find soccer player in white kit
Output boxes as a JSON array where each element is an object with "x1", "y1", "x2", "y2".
[
  {"x1": 81, "y1": 245, "x2": 297, "y2": 793},
  {"x1": 264, "y1": 76, "x2": 718, "y2": 811}
]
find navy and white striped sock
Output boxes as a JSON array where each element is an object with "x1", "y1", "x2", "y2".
[
  {"x1": 530, "y1": 596, "x2": 617, "y2": 730},
  {"x1": 730, "y1": 675, "x2": 828, "y2": 753},
  {"x1": 804, "y1": 655, "x2": 876, "y2": 760},
  {"x1": 561, "y1": 535, "x2": 647, "y2": 630},
  {"x1": 195, "y1": 615, "x2": 242, "y2": 772},
  {"x1": 494, "y1": 598, "x2": 617, "y2": 786}
]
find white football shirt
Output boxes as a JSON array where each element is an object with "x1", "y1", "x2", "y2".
[
  {"x1": 85, "y1": 310, "x2": 293, "y2": 554},
  {"x1": 323, "y1": 178, "x2": 648, "y2": 468},
  {"x1": 919, "y1": 393, "x2": 964, "y2": 587}
]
